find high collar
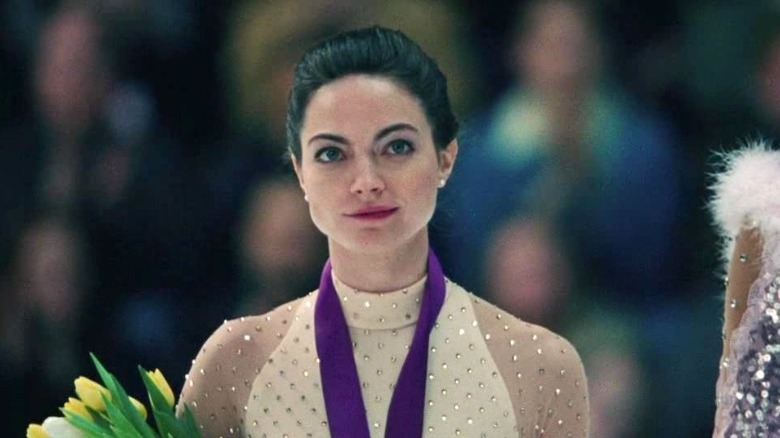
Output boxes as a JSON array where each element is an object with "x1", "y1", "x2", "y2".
[{"x1": 331, "y1": 273, "x2": 427, "y2": 330}]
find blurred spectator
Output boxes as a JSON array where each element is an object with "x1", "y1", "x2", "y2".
[
  {"x1": 3, "y1": 214, "x2": 92, "y2": 435},
  {"x1": 0, "y1": 2, "x2": 113, "y2": 232},
  {"x1": 444, "y1": 0, "x2": 686, "y2": 309},
  {"x1": 0, "y1": 1, "x2": 228, "y2": 402},
  {"x1": 0, "y1": 1, "x2": 155, "y2": 259},
  {"x1": 0, "y1": 5, "x2": 136, "y2": 430},
  {"x1": 233, "y1": 174, "x2": 327, "y2": 316},
  {"x1": 483, "y1": 215, "x2": 647, "y2": 437},
  {"x1": 483, "y1": 216, "x2": 570, "y2": 327}
]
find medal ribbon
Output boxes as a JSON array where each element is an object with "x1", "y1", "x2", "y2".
[{"x1": 314, "y1": 248, "x2": 446, "y2": 438}]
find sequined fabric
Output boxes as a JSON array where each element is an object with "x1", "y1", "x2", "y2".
[
  {"x1": 715, "y1": 235, "x2": 780, "y2": 437},
  {"x1": 176, "y1": 278, "x2": 590, "y2": 437}
]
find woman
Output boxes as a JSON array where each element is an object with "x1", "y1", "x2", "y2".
[
  {"x1": 711, "y1": 141, "x2": 780, "y2": 436},
  {"x1": 177, "y1": 26, "x2": 590, "y2": 437}
]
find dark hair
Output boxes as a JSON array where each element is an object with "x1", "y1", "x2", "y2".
[{"x1": 286, "y1": 26, "x2": 459, "y2": 160}]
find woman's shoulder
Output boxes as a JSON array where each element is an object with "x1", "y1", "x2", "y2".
[
  {"x1": 449, "y1": 283, "x2": 591, "y2": 433},
  {"x1": 472, "y1": 292, "x2": 581, "y2": 359},
  {"x1": 176, "y1": 295, "x2": 313, "y2": 430},
  {"x1": 447, "y1": 282, "x2": 585, "y2": 372},
  {"x1": 194, "y1": 295, "x2": 311, "y2": 363}
]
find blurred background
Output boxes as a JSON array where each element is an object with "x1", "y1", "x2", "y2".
[{"x1": 3, "y1": 0, "x2": 779, "y2": 436}]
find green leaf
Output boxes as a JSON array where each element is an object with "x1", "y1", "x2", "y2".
[
  {"x1": 139, "y1": 366, "x2": 173, "y2": 437},
  {"x1": 89, "y1": 353, "x2": 158, "y2": 438},
  {"x1": 110, "y1": 422, "x2": 148, "y2": 438},
  {"x1": 62, "y1": 409, "x2": 113, "y2": 438},
  {"x1": 152, "y1": 411, "x2": 185, "y2": 436},
  {"x1": 102, "y1": 392, "x2": 148, "y2": 437},
  {"x1": 138, "y1": 366, "x2": 202, "y2": 438},
  {"x1": 83, "y1": 405, "x2": 113, "y2": 430},
  {"x1": 177, "y1": 404, "x2": 202, "y2": 437}
]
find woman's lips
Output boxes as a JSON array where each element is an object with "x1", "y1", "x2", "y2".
[{"x1": 346, "y1": 207, "x2": 399, "y2": 220}]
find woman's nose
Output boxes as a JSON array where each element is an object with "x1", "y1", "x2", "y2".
[{"x1": 350, "y1": 159, "x2": 385, "y2": 196}]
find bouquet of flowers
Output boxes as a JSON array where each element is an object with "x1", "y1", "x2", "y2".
[{"x1": 27, "y1": 353, "x2": 201, "y2": 438}]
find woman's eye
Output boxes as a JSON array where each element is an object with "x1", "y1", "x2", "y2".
[
  {"x1": 314, "y1": 147, "x2": 344, "y2": 163},
  {"x1": 386, "y1": 139, "x2": 414, "y2": 155}
]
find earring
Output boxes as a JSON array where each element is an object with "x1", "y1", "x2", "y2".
[
  {"x1": 304, "y1": 194, "x2": 309, "y2": 202},
  {"x1": 438, "y1": 178, "x2": 446, "y2": 188}
]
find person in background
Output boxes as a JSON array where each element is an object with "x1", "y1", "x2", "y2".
[
  {"x1": 0, "y1": 2, "x2": 113, "y2": 247},
  {"x1": 444, "y1": 0, "x2": 685, "y2": 309},
  {"x1": 233, "y1": 174, "x2": 327, "y2": 316},
  {"x1": 0, "y1": 1, "x2": 222, "y2": 404},
  {"x1": 484, "y1": 215, "x2": 646, "y2": 437},
  {"x1": 483, "y1": 216, "x2": 570, "y2": 328},
  {"x1": 5, "y1": 214, "x2": 92, "y2": 435}
]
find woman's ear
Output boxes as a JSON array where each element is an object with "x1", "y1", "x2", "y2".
[
  {"x1": 438, "y1": 140, "x2": 459, "y2": 181},
  {"x1": 291, "y1": 154, "x2": 306, "y2": 192}
]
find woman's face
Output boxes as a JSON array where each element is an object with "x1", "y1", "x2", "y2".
[{"x1": 294, "y1": 74, "x2": 457, "y2": 255}]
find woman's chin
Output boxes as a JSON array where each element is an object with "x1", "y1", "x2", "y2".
[{"x1": 330, "y1": 228, "x2": 427, "y2": 256}]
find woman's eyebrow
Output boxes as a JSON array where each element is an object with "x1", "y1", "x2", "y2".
[
  {"x1": 307, "y1": 133, "x2": 348, "y2": 147},
  {"x1": 375, "y1": 123, "x2": 418, "y2": 141}
]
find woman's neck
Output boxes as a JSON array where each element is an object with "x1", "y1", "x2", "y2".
[{"x1": 327, "y1": 234, "x2": 429, "y2": 293}]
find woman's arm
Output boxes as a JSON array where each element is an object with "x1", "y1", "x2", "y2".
[
  {"x1": 713, "y1": 227, "x2": 763, "y2": 437},
  {"x1": 718, "y1": 228, "x2": 763, "y2": 368}
]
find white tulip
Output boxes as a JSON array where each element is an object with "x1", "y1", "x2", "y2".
[{"x1": 41, "y1": 417, "x2": 84, "y2": 438}]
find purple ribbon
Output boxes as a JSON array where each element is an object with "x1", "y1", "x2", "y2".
[{"x1": 314, "y1": 248, "x2": 446, "y2": 438}]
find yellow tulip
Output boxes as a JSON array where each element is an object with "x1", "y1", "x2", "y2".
[
  {"x1": 74, "y1": 376, "x2": 110, "y2": 412},
  {"x1": 62, "y1": 397, "x2": 92, "y2": 420},
  {"x1": 130, "y1": 396, "x2": 148, "y2": 419},
  {"x1": 26, "y1": 424, "x2": 50, "y2": 438},
  {"x1": 147, "y1": 369, "x2": 176, "y2": 408}
]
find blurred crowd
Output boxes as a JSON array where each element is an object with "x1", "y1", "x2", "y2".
[{"x1": 3, "y1": 0, "x2": 779, "y2": 436}]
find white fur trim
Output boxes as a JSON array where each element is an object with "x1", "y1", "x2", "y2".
[{"x1": 709, "y1": 139, "x2": 780, "y2": 266}]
